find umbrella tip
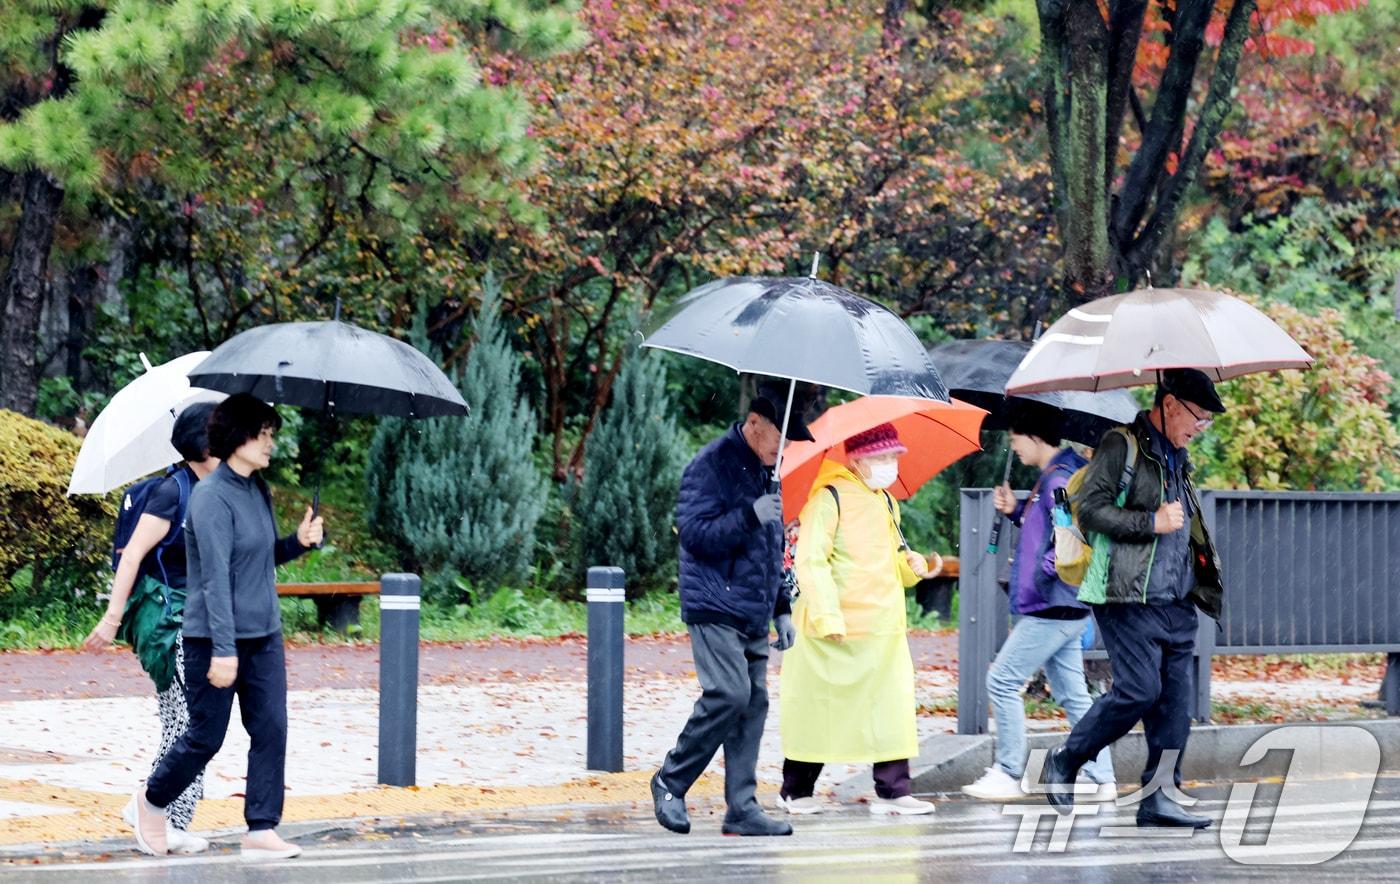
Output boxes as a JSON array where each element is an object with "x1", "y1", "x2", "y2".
[
  {"x1": 809, "y1": 252, "x2": 821, "y2": 279},
  {"x1": 139, "y1": 352, "x2": 153, "y2": 371},
  {"x1": 1144, "y1": 270, "x2": 1153, "y2": 289},
  {"x1": 333, "y1": 298, "x2": 342, "y2": 322}
]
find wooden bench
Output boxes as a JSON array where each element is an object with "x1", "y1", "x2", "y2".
[{"x1": 276, "y1": 581, "x2": 381, "y2": 634}]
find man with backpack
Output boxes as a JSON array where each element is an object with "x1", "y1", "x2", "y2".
[
  {"x1": 82, "y1": 402, "x2": 220, "y2": 854},
  {"x1": 962, "y1": 404, "x2": 1116, "y2": 802},
  {"x1": 1040, "y1": 369, "x2": 1226, "y2": 828}
]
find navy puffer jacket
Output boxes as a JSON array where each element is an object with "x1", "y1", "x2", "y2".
[{"x1": 676, "y1": 424, "x2": 790, "y2": 639}]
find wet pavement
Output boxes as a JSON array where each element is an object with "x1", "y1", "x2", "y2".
[{"x1": 4, "y1": 775, "x2": 1397, "y2": 881}]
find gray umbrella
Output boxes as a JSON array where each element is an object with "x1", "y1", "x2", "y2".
[
  {"x1": 641, "y1": 276, "x2": 948, "y2": 400},
  {"x1": 187, "y1": 319, "x2": 468, "y2": 419},
  {"x1": 929, "y1": 339, "x2": 1140, "y2": 445},
  {"x1": 641, "y1": 274, "x2": 948, "y2": 478}
]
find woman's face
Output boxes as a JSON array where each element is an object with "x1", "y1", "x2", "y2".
[{"x1": 233, "y1": 426, "x2": 276, "y2": 471}]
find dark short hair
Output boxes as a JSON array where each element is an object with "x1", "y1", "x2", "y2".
[
  {"x1": 171, "y1": 402, "x2": 217, "y2": 463},
  {"x1": 207, "y1": 393, "x2": 283, "y2": 461},
  {"x1": 1008, "y1": 401, "x2": 1063, "y2": 448}
]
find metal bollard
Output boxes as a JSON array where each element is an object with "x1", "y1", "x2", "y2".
[
  {"x1": 378, "y1": 572, "x2": 421, "y2": 786},
  {"x1": 586, "y1": 566, "x2": 625, "y2": 772}
]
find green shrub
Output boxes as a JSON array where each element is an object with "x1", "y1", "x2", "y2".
[
  {"x1": 0, "y1": 410, "x2": 115, "y2": 621},
  {"x1": 572, "y1": 347, "x2": 687, "y2": 597},
  {"x1": 366, "y1": 275, "x2": 548, "y2": 597}
]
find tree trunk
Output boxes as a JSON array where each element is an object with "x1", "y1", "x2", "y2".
[
  {"x1": 0, "y1": 170, "x2": 64, "y2": 415},
  {"x1": 1060, "y1": 0, "x2": 1112, "y2": 301}
]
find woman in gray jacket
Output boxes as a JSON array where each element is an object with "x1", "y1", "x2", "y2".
[{"x1": 132, "y1": 394, "x2": 323, "y2": 859}]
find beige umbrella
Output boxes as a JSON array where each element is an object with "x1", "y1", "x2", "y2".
[{"x1": 1005, "y1": 287, "x2": 1312, "y2": 395}]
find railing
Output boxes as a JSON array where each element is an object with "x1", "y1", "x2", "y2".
[{"x1": 956, "y1": 489, "x2": 1400, "y2": 735}]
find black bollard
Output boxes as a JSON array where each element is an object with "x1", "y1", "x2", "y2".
[
  {"x1": 586, "y1": 566, "x2": 625, "y2": 772},
  {"x1": 378, "y1": 572, "x2": 421, "y2": 786}
]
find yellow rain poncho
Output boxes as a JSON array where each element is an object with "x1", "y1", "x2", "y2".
[{"x1": 779, "y1": 460, "x2": 921, "y2": 763}]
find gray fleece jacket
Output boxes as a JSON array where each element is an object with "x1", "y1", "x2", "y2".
[{"x1": 182, "y1": 463, "x2": 308, "y2": 655}]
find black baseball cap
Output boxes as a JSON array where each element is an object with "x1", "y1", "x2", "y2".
[
  {"x1": 1159, "y1": 368, "x2": 1226, "y2": 414},
  {"x1": 749, "y1": 382, "x2": 815, "y2": 442}
]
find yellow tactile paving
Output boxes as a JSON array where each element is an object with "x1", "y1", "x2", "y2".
[{"x1": 0, "y1": 771, "x2": 725, "y2": 846}]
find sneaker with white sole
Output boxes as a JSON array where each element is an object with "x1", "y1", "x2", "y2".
[
  {"x1": 122, "y1": 797, "x2": 210, "y2": 854},
  {"x1": 1077, "y1": 776, "x2": 1119, "y2": 802},
  {"x1": 962, "y1": 766, "x2": 1026, "y2": 801},
  {"x1": 869, "y1": 795, "x2": 935, "y2": 816},
  {"x1": 775, "y1": 794, "x2": 826, "y2": 815}
]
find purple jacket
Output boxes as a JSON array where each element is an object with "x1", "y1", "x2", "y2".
[{"x1": 1008, "y1": 447, "x2": 1088, "y2": 616}]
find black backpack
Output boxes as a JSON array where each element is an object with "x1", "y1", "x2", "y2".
[{"x1": 112, "y1": 467, "x2": 192, "y2": 587}]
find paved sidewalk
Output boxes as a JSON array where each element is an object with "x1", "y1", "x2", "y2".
[{"x1": 0, "y1": 634, "x2": 1382, "y2": 853}]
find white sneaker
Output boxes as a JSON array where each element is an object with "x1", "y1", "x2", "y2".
[
  {"x1": 775, "y1": 794, "x2": 826, "y2": 815},
  {"x1": 869, "y1": 795, "x2": 935, "y2": 816},
  {"x1": 123, "y1": 797, "x2": 209, "y2": 854},
  {"x1": 1077, "y1": 775, "x2": 1119, "y2": 802},
  {"x1": 962, "y1": 766, "x2": 1026, "y2": 801}
]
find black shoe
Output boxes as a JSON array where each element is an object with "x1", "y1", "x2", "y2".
[
  {"x1": 651, "y1": 771, "x2": 690, "y2": 834},
  {"x1": 1135, "y1": 790, "x2": 1212, "y2": 829},
  {"x1": 721, "y1": 812, "x2": 793, "y2": 837},
  {"x1": 1042, "y1": 746, "x2": 1081, "y2": 815}
]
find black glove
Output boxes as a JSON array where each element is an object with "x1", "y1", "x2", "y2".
[
  {"x1": 771, "y1": 613, "x2": 796, "y2": 651},
  {"x1": 751, "y1": 492, "x2": 783, "y2": 526}
]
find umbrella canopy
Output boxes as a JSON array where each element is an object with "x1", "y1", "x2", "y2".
[
  {"x1": 68, "y1": 352, "x2": 226, "y2": 495},
  {"x1": 929, "y1": 339, "x2": 1140, "y2": 445},
  {"x1": 641, "y1": 276, "x2": 949, "y2": 401},
  {"x1": 186, "y1": 320, "x2": 467, "y2": 418},
  {"x1": 777, "y1": 396, "x2": 987, "y2": 522},
  {"x1": 1005, "y1": 287, "x2": 1312, "y2": 395}
]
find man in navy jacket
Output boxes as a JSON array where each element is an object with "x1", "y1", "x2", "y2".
[{"x1": 652, "y1": 384, "x2": 808, "y2": 837}]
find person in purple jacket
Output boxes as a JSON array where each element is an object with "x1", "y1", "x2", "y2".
[{"x1": 962, "y1": 404, "x2": 1117, "y2": 802}]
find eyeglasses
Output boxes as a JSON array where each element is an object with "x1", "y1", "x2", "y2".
[{"x1": 1178, "y1": 399, "x2": 1214, "y2": 431}]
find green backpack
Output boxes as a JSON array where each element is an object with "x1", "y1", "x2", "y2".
[{"x1": 1053, "y1": 427, "x2": 1139, "y2": 603}]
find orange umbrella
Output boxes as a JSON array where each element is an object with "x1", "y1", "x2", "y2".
[{"x1": 778, "y1": 396, "x2": 987, "y2": 522}]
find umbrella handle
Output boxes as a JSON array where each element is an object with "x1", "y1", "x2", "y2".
[
  {"x1": 986, "y1": 447, "x2": 1015, "y2": 554},
  {"x1": 770, "y1": 377, "x2": 798, "y2": 489}
]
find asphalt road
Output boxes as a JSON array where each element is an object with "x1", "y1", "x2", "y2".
[{"x1": 6, "y1": 774, "x2": 1398, "y2": 882}]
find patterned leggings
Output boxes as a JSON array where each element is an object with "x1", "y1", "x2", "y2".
[{"x1": 152, "y1": 643, "x2": 204, "y2": 830}]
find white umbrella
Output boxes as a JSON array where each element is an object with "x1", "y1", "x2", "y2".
[
  {"x1": 67, "y1": 351, "x2": 226, "y2": 495},
  {"x1": 1005, "y1": 287, "x2": 1312, "y2": 394}
]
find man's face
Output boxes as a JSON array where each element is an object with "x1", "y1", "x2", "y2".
[
  {"x1": 743, "y1": 412, "x2": 783, "y2": 466},
  {"x1": 1008, "y1": 431, "x2": 1038, "y2": 465},
  {"x1": 1163, "y1": 395, "x2": 1214, "y2": 448}
]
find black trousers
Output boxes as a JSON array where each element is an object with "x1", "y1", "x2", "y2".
[
  {"x1": 781, "y1": 758, "x2": 912, "y2": 800},
  {"x1": 146, "y1": 634, "x2": 288, "y2": 831},
  {"x1": 1063, "y1": 600, "x2": 1197, "y2": 787},
  {"x1": 659, "y1": 623, "x2": 770, "y2": 822}
]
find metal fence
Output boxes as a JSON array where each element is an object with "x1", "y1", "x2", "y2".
[{"x1": 956, "y1": 489, "x2": 1400, "y2": 736}]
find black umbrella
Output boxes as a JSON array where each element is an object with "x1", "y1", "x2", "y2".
[
  {"x1": 187, "y1": 312, "x2": 468, "y2": 514},
  {"x1": 187, "y1": 319, "x2": 467, "y2": 419},
  {"x1": 930, "y1": 338, "x2": 1139, "y2": 555},
  {"x1": 929, "y1": 339, "x2": 1139, "y2": 446},
  {"x1": 641, "y1": 272, "x2": 948, "y2": 477}
]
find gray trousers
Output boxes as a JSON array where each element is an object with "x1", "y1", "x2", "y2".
[{"x1": 659, "y1": 622, "x2": 770, "y2": 821}]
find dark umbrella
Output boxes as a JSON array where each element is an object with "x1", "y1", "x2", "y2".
[
  {"x1": 187, "y1": 311, "x2": 468, "y2": 514},
  {"x1": 641, "y1": 272, "x2": 948, "y2": 477},
  {"x1": 187, "y1": 319, "x2": 467, "y2": 419},
  {"x1": 929, "y1": 339, "x2": 1139, "y2": 446}
]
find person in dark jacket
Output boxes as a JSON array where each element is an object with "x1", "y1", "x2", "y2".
[
  {"x1": 1041, "y1": 369, "x2": 1225, "y2": 829},
  {"x1": 84, "y1": 402, "x2": 219, "y2": 853},
  {"x1": 133, "y1": 394, "x2": 323, "y2": 859},
  {"x1": 652, "y1": 383, "x2": 809, "y2": 837},
  {"x1": 962, "y1": 405, "x2": 1116, "y2": 802}
]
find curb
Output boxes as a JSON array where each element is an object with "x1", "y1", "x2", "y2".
[{"x1": 868, "y1": 719, "x2": 1400, "y2": 795}]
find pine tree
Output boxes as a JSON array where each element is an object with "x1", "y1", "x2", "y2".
[
  {"x1": 0, "y1": 0, "x2": 583, "y2": 413},
  {"x1": 368, "y1": 275, "x2": 547, "y2": 595},
  {"x1": 572, "y1": 346, "x2": 687, "y2": 596}
]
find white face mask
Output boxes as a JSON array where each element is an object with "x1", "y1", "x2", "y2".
[{"x1": 859, "y1": 460, "x2": 900, "y2": 490}]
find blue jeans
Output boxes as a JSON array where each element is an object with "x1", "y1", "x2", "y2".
[{"x1": 987, "y1": 615, "x2": 1114, "y2": 783}]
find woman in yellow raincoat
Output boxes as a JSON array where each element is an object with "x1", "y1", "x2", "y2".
[{"x1": 777, "y1": 423, "x2": 942, "y2": 816}]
